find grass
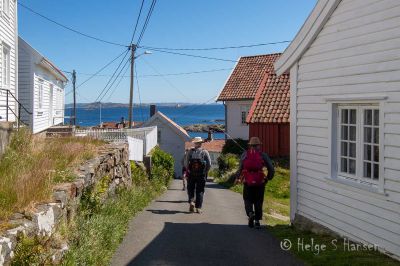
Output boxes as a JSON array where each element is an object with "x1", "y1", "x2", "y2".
[
  {"x1": 215, "y1": 165, "x2": 400, "y2": 266},
  {"x1": 61, "y1": 164, "x2": 168, "y2": 265},
  {"x1": 0, "y1": 129, "x2": 105, "y2": 222}
]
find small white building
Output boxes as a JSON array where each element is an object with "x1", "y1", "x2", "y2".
[
  {"x1": 143, "y1": 111, "x2": 191, "y2": 177},
  {"x1": 275, "y1": 0, "x2": 400, "y2": 258},
  {"x1": 18, "y1": 37, "x2": 68, "y2": 133},
  {"x1": 217, "y1": 54, "x2": 282, "y2": 140},
  {"x1": 0, "y1": 0, "x2": 18, "y2": 122}
]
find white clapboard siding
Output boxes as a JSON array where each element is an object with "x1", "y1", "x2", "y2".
[
  {"x1": 293, "y1": 0, "x2": 400, "y2": 257},
  {"x1": 18, "y1": 37, "x2": 67, "y2": 133},
  {"x1": 0, "y1": 0, "x2": 17, "y2": 122}
]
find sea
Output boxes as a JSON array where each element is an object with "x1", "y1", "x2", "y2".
[{"x1": 64, "y1": 104, "x2": 226, "y2": 139}]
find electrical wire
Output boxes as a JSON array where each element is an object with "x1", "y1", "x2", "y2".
[
  {"x1": 135, "y1": 66, "x2": 145, "y2": 122},
  {"x1": 130, "y1": 0, "x2": 145, "y2": 44},
  {"x1": 142, "y1": 58, "x2": 191, "y2": 101},
  {"x1": 104, "y1": 59, "x2": 131, "y2": 102},
  {"x1": 96, "y1": 54, "x2": 131, "y2": 103},
  {"x1": 65, "y1": 48, "x2": 129, "y2": 96},
  {"x1": 136, "y1": 0, "x2": 157, "y2": 46},
  {"x1": 61, "y1": 67, "x2": 233, "y2": 78},
  {"x1": 144, "y1": 47, "x2": 237, "y2": 62},
  {"x1": 139, "y1": 40, "x2": 291, "y2": 51},
  {"x1": 19, "y1": 2, "x2": 128, "y2": 47}
]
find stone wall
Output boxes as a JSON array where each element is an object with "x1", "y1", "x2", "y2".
[{"x1": 0, "y1": 143, "x2": 131, "y2": 266}]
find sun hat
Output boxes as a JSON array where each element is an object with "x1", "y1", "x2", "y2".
[
  {"x1": 192, "y1": 137, "x2": 204, "y2": 143},
  {"x1": 248, "y1": 137, "x2": 262, "y2": 146}
]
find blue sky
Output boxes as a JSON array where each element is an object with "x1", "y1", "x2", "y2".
[{"x1": 19, "y1": 0, "x2": 317, "y2": 104}]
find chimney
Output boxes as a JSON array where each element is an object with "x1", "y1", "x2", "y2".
[
  {"x1": 207, "y1": 129, "x2": 214, "y2": 142},
  {"x1": 150, "y1": 105, "x2": 157, "y2": 117}
]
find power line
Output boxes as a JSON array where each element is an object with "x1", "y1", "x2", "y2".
[
  {"x1": 136, "y1": 0, "x2": 157, "y2": 46},
  {"x1": 66, "y1": 48, "x2": 129, "y2": 96},
  {"x1": 105, "y1": 59, "x2": 131, "y2": 102},
  {"x1": 61, "y1": 67, "x2": 233, "y2": 78},
  {"x1": 95, "y1": 53, "x2": 131, "y2": 103},
  {"x1": 135, "y1": 67, "x2": 145, "y2": 122},
  {"x1": 142, "y1": 58, "x2": 191, "y2": 101},
  {"x1": 19, "y1": 2, "x2": 128, "y2": 47},
  {"x1": 130, "y1": 0, "x2": 145, "y2": 44},
  {"x1": 144, "y1": 47, "x2": 237, "y2": 62},
  {"x1": 139, "y1": 40, "x2": 291, "y2": 51}
]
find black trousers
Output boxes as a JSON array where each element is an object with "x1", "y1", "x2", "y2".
[
  {"x1": 187, "y1": 176, "x2": 206, "y2": 208},
  {"x1": 243, "y1": 184, "x2": 265, "y2": 220}
]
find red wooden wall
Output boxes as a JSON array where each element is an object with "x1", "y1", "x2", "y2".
[{"x1": 249, "y1": 123, "x2": 290, "y2": 157}]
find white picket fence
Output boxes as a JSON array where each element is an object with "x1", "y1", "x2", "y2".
[{"x1": 74, "y1": 126, "x2": 158, "y2": 161}]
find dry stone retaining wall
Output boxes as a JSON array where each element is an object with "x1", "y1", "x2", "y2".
[{"x1": 0, "y1": 143, "x2": 131, "y2": 266}]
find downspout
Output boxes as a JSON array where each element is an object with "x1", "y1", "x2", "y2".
[{"x1": 14, "y1": 0, "x2": 18, "y2": 124}]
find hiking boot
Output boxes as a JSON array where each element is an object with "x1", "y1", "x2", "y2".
[
  {"x1": 196, "y1": 208, "x2": 202, "y2": 214},
  {"x1": 248, "y1": 212, "x2": 255, "y2": 228},
  {"x1": 189, "y1": 202, "x2": 195, "y2": 212},
  {"x1": 254, "y1": 220, "x2": 261, "y2": 229}
]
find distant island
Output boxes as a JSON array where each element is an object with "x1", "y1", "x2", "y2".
[
  {"x1": 184, "y1": 124, "x2": 225, "y2": 133},
  {"x1": 65, "y1": 102, "x2": 222, "y2": 110}
]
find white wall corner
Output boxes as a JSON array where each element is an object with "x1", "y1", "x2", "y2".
[{"x1": 289, "y1": 62, "x2": 298, "y2": 222}]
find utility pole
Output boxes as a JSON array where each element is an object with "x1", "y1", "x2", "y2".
[
  {"x1": 72, "y1": 70, "x2": 77, "y2": 126},
  {"x1": 128, "y1": 44, "x2": 136, "y2": 128}
]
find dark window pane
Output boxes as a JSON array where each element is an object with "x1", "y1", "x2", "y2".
[
  {"x1": 341, "y1": 158, "x2": 347, "y2": 173},
  {"x1": 373, "y1": 145, "x2": 379, "y2": 162},
  {"x1": 373, "y1": 164, "x2": 379, "y2": 180},
  {"x1": 364, "y1": 162, "x2": 371, "y2": 178},
  {"x1": 341, "y1": 142, "x2": 348, "y2": 156},
  {"x1": 342, "y1": 109, "x2": 348, "y2": 124},
  {"x1": 373, "y1": 128, "x2": 379, "y2": 144},
  {"x1": 364, "y1": 127, "x2": 372, "y2": 143},
  {"x1": 349, "y1": 143, "x2": 356, "y2": 158},
  {"x1": 364, "y1": 144, "x2": 372, "y2": 161},
  {"x1": 374, "y1": 110, "x2": 379, "y2": 126},
  {"x1": 349, "y1": 160, "x2": 356, "y2": 174},
  {"x1": 349, "y1": 126, "x2": 356, "y2": 141},
  {"x1": 350, "y1": 109, "x2": 357, "y2": 124},
  {"x1": 364, "y1": 110, "x2": 372, "y2": 125},
  {"x1": 341, "y1": 126, "x2": 348, "y2": 140}
]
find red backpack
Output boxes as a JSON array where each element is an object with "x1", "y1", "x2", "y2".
[{"x1": 242, "y1": 149, "x2": 265, "y2": 186}]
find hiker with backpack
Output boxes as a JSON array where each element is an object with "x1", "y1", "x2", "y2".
[
  {"x1": 236, "y1": 137, "x2": 275, "y2": 228},
  {"x1": 184, "y1": 137, "x2": 211, "y2": 214}
]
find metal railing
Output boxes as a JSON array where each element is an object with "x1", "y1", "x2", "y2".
[{"x1": 0, "y1": 88, "x2": 32, "y2": 129}]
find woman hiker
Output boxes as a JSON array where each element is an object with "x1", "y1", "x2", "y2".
[
  {"x1": 184, "y1": 137, "x2": 211, "y2": 214},
  {"x1": 236, "y1": 137, "x2": 275, "y2": 228}
]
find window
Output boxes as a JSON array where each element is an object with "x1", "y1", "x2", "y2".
[
  {"x1": 337, "y1": 105, "x2": 380, "y2": 184},
  {"x1": 2, "y1": 0, "x2": 9, "y2": 16},
  {"x1": 2, "y1": 44, "x2": 10, "y2": 87},
  {"x1": 157, "y1": 130, "x2": 161, "y2": 142},
  {"x1": 38, "y1": 79, "x2": 44, "y2": 109},
  {"x1": 240, "y1": 105, "x2": 250, "y2": 124}
]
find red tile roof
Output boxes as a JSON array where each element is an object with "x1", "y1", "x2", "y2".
[
  {"x1": 217, "y1": 54, "x2": 282, "y2": 101},
  {"x1": 185, "y1": 139, "x2": 225, "y2": 153},
  {"x1": 247, "y1": 73, "x2": 290, "y2": 124}
]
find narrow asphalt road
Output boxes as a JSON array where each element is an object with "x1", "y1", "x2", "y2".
[{"x1": 111, "y1": 179, "x2": 302, "y2": 266}]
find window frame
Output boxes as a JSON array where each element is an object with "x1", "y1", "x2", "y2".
[
  {"x1": 336, "y1": 104, "x2": 380, "y2": 186},
  {"x1": 2, "y1": 0, "x2": 10, "y2": 18},
  {"x1": 326, "y1": 95, "x2": 386, "y2": 194},
  {"x1": 38, "y1": 79, "x2": 44, "y2": 110},
  {"x1": 240, "y1": 105, "x2": 250, "y2": 125},
  {"x1": 2, "y1": 43, "x2": 10, "y2": 88}
]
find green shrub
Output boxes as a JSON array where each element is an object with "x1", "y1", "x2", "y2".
[
  {"x1": 151, "y1": 147, "x2": 174, "y2": 185},
  {"x1": 217, "y1": 153, "x2": 239, "y2": 172},
  {"x1": 221, "y1": 139, "x2": 248, "y2": 155},
  {"x1": 131, "y1": 162, "x2": 150, "y2": 186}
]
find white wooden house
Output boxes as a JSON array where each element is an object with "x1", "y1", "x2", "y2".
[
  {"x1": 18, "y1": 37, "x2": 68, "y2": 133},
  {"x1": 275, "y1": 0, "x2": 400, "y2": 258},
  {"x1": 0, "y1": 0, "x2": 18, "y2": 122},
  {"x1": 143, "y1": 111, "x2": 191, "y2": 178},
  {"x1": 217, "y1": 54, "x2": 282, "y2": 140}
]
